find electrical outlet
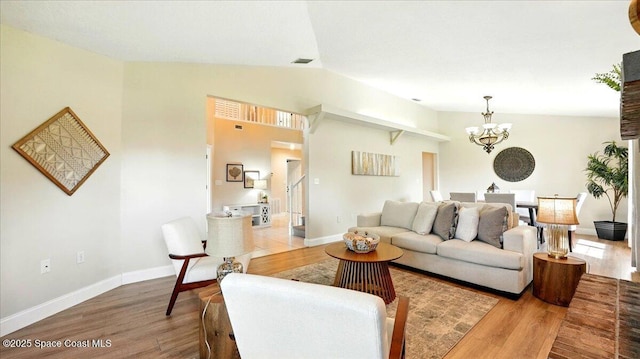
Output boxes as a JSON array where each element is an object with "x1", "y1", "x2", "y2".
[
  {"x1": 336, "y1": 216, "x2": 342, "y2": 223},
  {"x1": 77, "y1": 251, "x2": 85, "y2": 264},
  {"x1": 41, "y1": 259, "x2": 51, "y2": 274}
]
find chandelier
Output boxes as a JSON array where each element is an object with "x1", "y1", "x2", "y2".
[{"x1": 465, "y1": 96, "x2": 511, "y2": 154}]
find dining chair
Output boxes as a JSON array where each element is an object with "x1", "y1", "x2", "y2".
[
  {"x1": 484, "y1": 193, "x2": 526, "y2": 226},
  {"x1": 510, "y1": 189, "x2": 536, "y2": 224},
  {"x1": 567, "y1": 192, "x2": 588, "y2": 252},
  {"x1": 429, "y1": 190, "x2": 443, "y2": 202},
  {"x1": 221, "y1": 273, "x2": 410, "y2": 359},
  {"x1": 449, "y1": 192, "x2": 476, "y2": 202}
]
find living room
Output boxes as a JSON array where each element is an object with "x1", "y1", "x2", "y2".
[{"x1": 1, "y1": 1, "x2": 639, "y2": 358}]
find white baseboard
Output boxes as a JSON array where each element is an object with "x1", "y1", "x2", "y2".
[
  {"x1": 0, "y1": 275, "x2": 121, "y2": 337},
  {"x1": 121, "y1": 264, "x2": 174, "y2": 285},
  {"x1": 304, "y1": 233, "x2": 342, "y2": 247},
  {"x1": 1, "y1": 265, "x2": 175, "y2": 337}
]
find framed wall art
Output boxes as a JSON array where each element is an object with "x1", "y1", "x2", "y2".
[
  {"x1": 244, "y1": 171, "x2": 260, "y2": 188},
  {"x1": 226, "y1": 163, "x2": 244, "y2": 182},
  {"x1": 352, "y1": 151, "x2": 399, "y2": 176},
  {"x1": 12, "y1": 107, "x2": 110, "y2": 196}
]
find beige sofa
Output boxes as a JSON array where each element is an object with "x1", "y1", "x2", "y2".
[{"x1": 348, "y1": 200, "x2": 538, "y2": 295}]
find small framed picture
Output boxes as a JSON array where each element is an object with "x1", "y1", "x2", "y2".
[
  {"x1": 226, "y1": 164, "x2": 243, "y2": 182},
  {"x1": 244, "y1": 171, "x2": 260, "y2": 188}
]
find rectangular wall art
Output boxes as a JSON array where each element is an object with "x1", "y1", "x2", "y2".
[
  {"x1": 12, "y1": 107, "x2": 110, "y2": 195},
  {"x1": 351, "y1": 151, "x2": 399, "y2": 176}
]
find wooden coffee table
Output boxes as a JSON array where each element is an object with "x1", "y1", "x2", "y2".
[{"x1": 325, "y1": 242, "x2": 403, "y2": 304}]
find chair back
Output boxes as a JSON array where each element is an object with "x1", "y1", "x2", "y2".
[
  {"x1": 161, "y1": 217, "x2": 206, "y2": 275},
  {"x1": 484, "y1": 193, "x2": 517, "y2": 208},
  {"x1": 450, "y1": 192, "x2": 476, "y2": 202},
  {"x1": 221, "y1": 273, "x2": 391, "y2": 359},
  {"x1": 510, "y1": 190, "x2": 536, "y2": 219},
  {"x1": 430, "y1": 190, "x2": 443, "y2": 202}
]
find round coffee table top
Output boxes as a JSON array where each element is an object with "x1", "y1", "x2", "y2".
[{"x1": 325, "y1": 241, "x2": 403, "y2": 263}]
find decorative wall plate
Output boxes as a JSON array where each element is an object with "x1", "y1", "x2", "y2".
[{"x1": 493, "y1": 147, "x2": 535, "y2": 182}]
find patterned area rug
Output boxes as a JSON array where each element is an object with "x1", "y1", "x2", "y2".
[{"x1": 273, "y1": 259, "x2": 498, "y2": 359}]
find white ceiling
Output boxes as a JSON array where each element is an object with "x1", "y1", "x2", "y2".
[{"x1": 1, "y1": 1, "x2": 638, "y2": 117}]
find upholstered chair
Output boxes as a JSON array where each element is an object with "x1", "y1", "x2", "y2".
[
  {"x1": 449, "y1": 192, "x2": 477, "y2": 202},
  {"x1": 161, "y1": 216, "x2": 251, "y2": 315},
  {"x1": 429, "y1": 190, "x2": 443, "y2": 202},
  {"x1": 510, "y1": 189, "x2": 536, "y2": 225},
  {"x1": 567, "y1": 192, "x2": 588, "y2": 251},
  {"x1": 221, "y1": 273, "x2": 409, "y2": 359},
  {"x1": 484, "y1": 193, "x2": 527, "y2": 227}
]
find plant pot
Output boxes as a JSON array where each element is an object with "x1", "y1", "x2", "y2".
[{"x1": 594, "y1": 221, "x2": 628, "y2": 241}]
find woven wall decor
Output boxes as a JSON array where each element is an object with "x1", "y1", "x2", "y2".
[
  {"x1": 493, "y1": 147, "x2": 535, "y2": 182},
  {"x1": 12, "y1": 107, "x2": 110, "y2": 195}
]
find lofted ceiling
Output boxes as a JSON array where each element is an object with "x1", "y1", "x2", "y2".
[{"x1": 1, "y1": 0, "x2": 638, "y2": 118}]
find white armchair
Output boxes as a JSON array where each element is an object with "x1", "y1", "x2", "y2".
[
  {"x1": 161, "y1": 216, "x2": 251, "y2": 315},
  {"x1": 221, "y1": 273, "x2": 409, "y2": 359}
]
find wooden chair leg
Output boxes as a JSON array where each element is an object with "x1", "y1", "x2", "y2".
[
  {"x1": 568, "y1": 230, "x2": 573, "y2": 252},
  {"x1": 166, "y1": 258, "x2": 191, "y2": 316}
]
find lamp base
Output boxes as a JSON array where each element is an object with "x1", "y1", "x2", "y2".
[
  {"x1": 216, "y1": 257, "x2": 244, "y2": 282},
  {"x1": 546, "y1": 224, "x2": 569, "y2": 259}
]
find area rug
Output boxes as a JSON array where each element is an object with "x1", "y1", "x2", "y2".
[{"x1": 273, "y1": 259, "x2": 498, "y2": 359}]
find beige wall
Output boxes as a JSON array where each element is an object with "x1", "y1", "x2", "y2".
[
  {"x1": 437, "y1": 111, "x2": 626, "y2": 234},
  {"x1": 0, "y1": 26, "x2": 123, "y2": 319}
]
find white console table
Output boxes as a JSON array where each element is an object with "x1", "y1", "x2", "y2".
[{"x1": 222, "y1": 203, "x2": 271, "y2": 228}]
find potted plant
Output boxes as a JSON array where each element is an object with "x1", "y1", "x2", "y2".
[{"x1": 585, "y1": 141, "x2": 629, "y2": 240}]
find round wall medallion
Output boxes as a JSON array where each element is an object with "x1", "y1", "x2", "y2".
[{"x1": 493, "y1": 147, "x2": 535, "y2": 182}]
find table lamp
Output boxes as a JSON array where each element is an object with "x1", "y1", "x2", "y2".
[
  {"x1": 536, "y1": 196, "x2": 579, "y2": 259},
  {"x1": 206, "y1": 212, "x2": 254, "y2": 282}
]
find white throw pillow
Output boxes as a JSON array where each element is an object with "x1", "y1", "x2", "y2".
[
  {"x1": 412, "y1": 202, "x2": 439, "y2": 235},
  {"x1": 454, "y1": 206, "x2": 480, "y2": 242}
]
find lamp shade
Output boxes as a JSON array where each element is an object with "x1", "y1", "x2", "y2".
[
  {"x1": 253, "y1": 179, "x2": 267, "y2": 190},
  {"x1": 536, "y1": 196, "x2": 579, "y2": 225},
  {"x1": 205, "y1": 213, "x2": 254, "y2": 258}
]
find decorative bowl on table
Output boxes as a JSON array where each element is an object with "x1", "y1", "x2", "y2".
[{"x1": 343, "y1": 231, "x2": 380, "y2": 253}]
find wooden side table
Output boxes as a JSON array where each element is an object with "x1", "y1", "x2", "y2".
[
  {"x1": 198, "y1": 285, "x2": 240, "y2": 359},
  {"x1": 532, "y1": 252, "x2": 586, "y2": 306}
]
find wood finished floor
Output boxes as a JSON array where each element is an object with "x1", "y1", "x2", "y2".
[{"x1": 0, "y1": 232, "x2": 635, "y2": 359}]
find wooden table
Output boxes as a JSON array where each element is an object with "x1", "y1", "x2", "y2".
[
  {"x1": 532, "y1": 252, "x2": 586, "y2": 306},
  {"x1": 198, "y1": 285, "x2": 240, "y2": 359},
  {"x1": 325, "y1": 242, "x2": 403, "y2": 304}
]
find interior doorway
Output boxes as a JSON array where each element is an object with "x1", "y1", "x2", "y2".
[{"x1": 422, "y1": 152, "x2": 437, "y2": 202}]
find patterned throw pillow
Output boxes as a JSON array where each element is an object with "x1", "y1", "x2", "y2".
[
  {"x1": 477, "y1": 206, "x2": 508, "y2": 248},
  {"x1": 432, "y1": 202, "x2": 458, "y2": 240},
  {"x1": 454, "y1": 206, "x2": 480, "y2": 242}
]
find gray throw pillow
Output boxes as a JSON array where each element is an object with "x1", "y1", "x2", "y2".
[
  {"x1": 477, "y1": 206, "x2": 508, "y2": 248},
  {"x1": 432, "y1": 202, "x2": 458, "y2": 240}
]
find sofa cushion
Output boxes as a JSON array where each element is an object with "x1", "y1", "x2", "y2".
[
  {"x1": 436, "y1": 239, "x2": 523, "y2": 270},
  {"x1": 347, "y1": 226, "x2": 409, "y2": 244},
  {"x1": 454, "y1": 206, "x2": 480, "y2": 242},
  {"x1": 411, "y1": 202, "x2": 439, "y2": 235},
  {"x1": 391, "y1": 232, "x2": 442, "y2": 254},
  {"x1": 477, "y1": 206, "x2": 509, "y2": 248},
  {"x1": 432, "y1": 202, "x2": 458, "y2": 240},
  {"x1": 380, "y1": 200, "x2": 419, "y2": 230}
]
